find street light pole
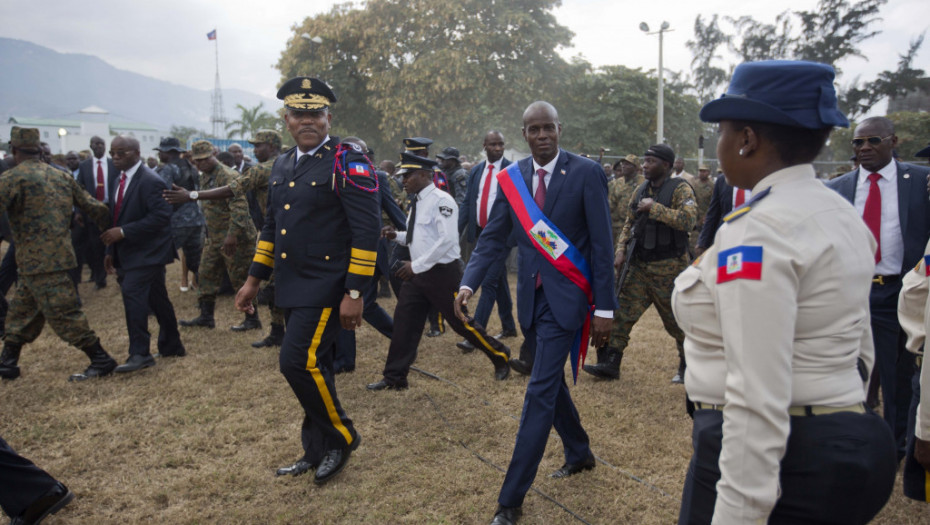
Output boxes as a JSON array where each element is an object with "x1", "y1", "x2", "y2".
[{"x1": 640, "y1": 21, "x2": 673, "y2": 144}]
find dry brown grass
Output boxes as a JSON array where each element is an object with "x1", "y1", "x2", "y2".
[{"x1": 2, "y1": 262, "x2": 929, "y2": 524}]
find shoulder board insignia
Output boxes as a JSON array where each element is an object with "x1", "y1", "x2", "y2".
[{"x1": 722, "y1": 187, "x2": 771, "y2": 224}]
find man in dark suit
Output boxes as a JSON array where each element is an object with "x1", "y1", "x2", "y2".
[
  {"x1": 0, "y1": 434, "x2": 73, "y2": 524},
  {"x1": 455, "y1": 102, "x2": 616, "y2": 525},
  {"x1": 101, "y1": 136, "x2": 185, "y2": 374},
  {"x1": 826, "y1": 116, "x2": 930, "y2": 460},
  {"x1": 456, "y1": 131, "x2": 517, "y2": 353},
  {"x1": 77, "y1": 136, "x2": 117, "y2": 289}
]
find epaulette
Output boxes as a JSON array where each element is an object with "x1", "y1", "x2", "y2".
[{"x1": 722, "y1": 186, "x2": 771, "y2": 223}]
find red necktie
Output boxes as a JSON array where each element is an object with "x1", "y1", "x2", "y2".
[
  {"x1": 734, "y1": 188, "x2": 746, "y2": 207},
  {"x1": 95, "y1": 160, "x2": 105, "y2": 201},
  {"x1": 478, "y1": 164, "x2": 495, "y2": 228},
  {"x1": 534, "y1": 168, "x2": 547, "y2": 288},
  {"x1": 863, "y1": 173, "x2": 882, "y2": 263},
  {"x1": 113, "y1": 172, "x2": 127, "y2": 220}
]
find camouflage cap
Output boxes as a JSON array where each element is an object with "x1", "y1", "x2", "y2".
[
  {"x1": 190, "y1": 140, "x2": 215, "y2": 160},
  {"x1": 8, "y1": 126, "x2": 41, "y2": 149},
  {"x1": 248, "y1": 130, "x2": 282, "y2": 148},
  {"x1": 698, "y1": 164, "x2": 710, "y2": 171},
  {"x1": 613, "y1": 154, "x2": 639, "y2": 169}
]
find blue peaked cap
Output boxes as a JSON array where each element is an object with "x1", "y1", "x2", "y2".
[{"x1": 700, "y1": 60, "x2": 849, "y2": 129}]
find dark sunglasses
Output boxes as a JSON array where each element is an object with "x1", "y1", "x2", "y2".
[{"x1": 850, "y1": 135, "x2": 892, "y2": 147}]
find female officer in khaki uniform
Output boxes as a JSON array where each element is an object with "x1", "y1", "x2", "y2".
[{"x1": 672, "y1": 61, "x2": 896, "y2": 524}]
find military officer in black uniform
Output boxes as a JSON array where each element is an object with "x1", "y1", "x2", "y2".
[{"x1": 236, "y1": 77, "x2": 381, "y2": 485}]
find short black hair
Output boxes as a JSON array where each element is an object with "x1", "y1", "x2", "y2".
[{"x1": 729, "y1": 120, "x2": 832, "y2": 165}]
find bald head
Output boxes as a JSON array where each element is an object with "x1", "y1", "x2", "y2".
[
  {"x1": 111, "y1": 135, "x2": 141, "y2": 170},
  {"x1": 522, "y1": 101, "x2": 559, "y2": 127}
]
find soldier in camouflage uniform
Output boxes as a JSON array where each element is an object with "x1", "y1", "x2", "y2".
[
  {"x1": 583, "y1": 144, "x2": 697, "y2": 384},
  {"x1": 0, "y1": 127, "x2": 119, "y2": 382},
  {"x1": 689, "y1": 165, "x2": 715, "y2": 256},
  {"x1": 166, "y1": 131, "x2": 284, "y2": 346},
  {"x1": 178, "y1": 141, "x2": 257, "y2": 331},
  {"x1": 155, "y1": 137, "x2": 205, "y2": 291},
  {"x1": 607, "y1": 154, "x2": 644, "y2": 248}
]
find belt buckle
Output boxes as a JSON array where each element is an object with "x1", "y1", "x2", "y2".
[{"x1": 872, "y1": 275, "x2": 884, "y2": 285}]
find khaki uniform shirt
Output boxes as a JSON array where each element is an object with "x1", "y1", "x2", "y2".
[
  {"x1": 897, "y1": 240, "x2": 930, "y2": 440},
  {"x1": 671, "y1": 164, "x2": 875, "y2": 523}
]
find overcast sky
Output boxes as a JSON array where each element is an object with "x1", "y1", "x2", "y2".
[{"x1": 1, "y1": 0, "x2": 927, "y2": 102}]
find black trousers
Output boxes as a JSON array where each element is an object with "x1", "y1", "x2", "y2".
[
  {"x1": 84, "y1": 223, "x2": 107, "y2": 287},
  {"x1": 382, "y1": 262, "x2": 509, "y2": 385},
  {"x1": 281, "y1": 306, "x2": 357, "y2": 464},
  {"x1": 0, "y1": 435, "x2": 59, "y2": 519},
  {"x1": 679, "y1": 408, "x2": 896, "y2": 525},
  {"x1": 116, "y1": 264, "x2": 184, "y2": 357}
]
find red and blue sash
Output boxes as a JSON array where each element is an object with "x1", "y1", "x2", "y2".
[{"x1": 497, "y1": 162, "x2": 594, "y2": 383}]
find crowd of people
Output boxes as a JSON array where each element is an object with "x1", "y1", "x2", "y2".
[{"x1": 2, "y1": 59, "x2": 930, "y2": 525}]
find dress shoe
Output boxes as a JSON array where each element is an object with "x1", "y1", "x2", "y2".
[
  {"x1": 11, "y1": 481, "x2": 74, "y2": 525},
  {"x1": 671, "y1": 371, "x2": 684, "y2": 384},
  {"x1": 366, "y1": 379, "x2": 408, "y2": 391},
  {"x1": 425, "y1": 329, "x2": 442, "y2": 338},
  {"x1": 154, "y1": 348, "x2": 186, "y2": 358},
  {"x1": 494, "y1": 329, "x2": 518, "y2": 339},
  {"x1": 550, "y1": 454, "x2": 596, "y2": 478},
  {"x1": 251, "y1": 323, "x2": 285, "y2": 348},
  {"x1": 490, "y1": 505, "x2": 522, "y2": 525},
  {"x1": 314, "y1": 433, "x2": 361, "y2": 485},
  {"x1": 494, "y1": 361, "x2": 510, "y2": 381},
  {"x1": 114, "y1": 354, "x2": 156, "y2": 374},
  {"x1": 509, "y1": 358, "x2": 532, "y2": 376},
  {"x1": 456, "y1": 340, "x2": 475, "y2": 353},
  {"x1": 275, "y1": 459, "x2": 315, "y2": 477}
]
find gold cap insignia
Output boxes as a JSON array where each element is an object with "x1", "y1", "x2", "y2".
[
  {"x1": 301, "y1": 78, "x2": 312, "y2": 89},
  {"x1": 283, "y1": 93, "x2": 330, "y2": 110}
]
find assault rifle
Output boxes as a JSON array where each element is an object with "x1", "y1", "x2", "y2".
[{"x1": 615, "y1": 212, "x2": 648, "y2": 297}]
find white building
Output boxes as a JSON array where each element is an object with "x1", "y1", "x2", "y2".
[{"x1": 1, "y1": 106, "x2": 167, "y2": 155}]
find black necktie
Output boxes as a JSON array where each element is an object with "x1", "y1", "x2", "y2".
[
  {"x1": 296, "y1": 154, "x2": 309, "y2": 169},
  {"x1": 406, "y1": 197, "x2": 418, "y2": 246}
]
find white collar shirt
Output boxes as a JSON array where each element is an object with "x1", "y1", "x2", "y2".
[
  {"x1": 117, "y1": 160, "x2": 142, "y2": 197},
  {"x1": 853, "y1": 160, "x2": 902, "y2": 275},
  {"x1": 395, "y1": 183, "x2": 460, "y2": 274},
  {"x1": 531, "y1": 153, "x2": 559, "y2": 194},
  {"x1": 475, "y1": 158, "x2": 504, "y2": 226},
  {"x1": 294, "y1": 135, "x2": 331, "y2": 167}
]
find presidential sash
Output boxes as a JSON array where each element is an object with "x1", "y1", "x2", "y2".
[{"x1": 497, "y1": 162, "x2": 594, "y2": 383}]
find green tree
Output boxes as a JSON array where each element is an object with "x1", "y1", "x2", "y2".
[
  {"x1": 726, "y1": 12, "x2": 794, "y2": 62},
  {"x1": 277, "y1": 0, "x2": 574, "y2": 159},
  {"x1": 225, "y1": 103, "x2": 278, "y2": 140},
  {"x1": 168, "y1": 125, "x2": 206, "y2": 147},
  {"x1": 793, "y1": 0, "x2": 886, "y2": 69},
  {"x1": 686, "y1": 15, "x2": 730, "y2": 104}
]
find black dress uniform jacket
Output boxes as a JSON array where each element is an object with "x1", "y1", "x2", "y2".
[{"x1": 249, "y1": 138, "x2": 381, "y2": 307}]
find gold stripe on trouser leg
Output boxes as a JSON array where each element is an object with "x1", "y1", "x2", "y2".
[
  {"x1": 925, "y1": 469, "x2": 930, "y2": 502},
  {"x1": 437, "y1": 312, "x2": 444, "y2": 332},
  {"x1": 304, "y1": 307, "x2": 353, "y2": 444},
  {"x1": 454, "y1": 292, "x2": 508, "y2": 361}
]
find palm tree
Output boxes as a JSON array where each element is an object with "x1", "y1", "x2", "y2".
[{"x1": 225, "y1": 103, "x2": 277, "y2": 139}]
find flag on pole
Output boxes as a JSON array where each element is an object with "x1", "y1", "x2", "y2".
[{"x1": 207, "y1": 29, "x2": 217, "y2": 40}]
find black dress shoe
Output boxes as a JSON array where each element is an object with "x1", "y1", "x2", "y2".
[
  {"x1": 11, "y1": 482, "x2": 74, "y2": 525},
  {"x1": 314, "y1": 433, "x2": 361, "y2": 485},
  {"x1": 490, "y1": 505, "x2": 522, "y2": 525},
  {"x1": 366, "y1": 379, "x2": 408, "y2": 391},
  {"x1": 155, "y1": 348, "x2": 186, "y2": 358},
  {"x1": 509, "y1": 358, "x2": 532, "y2": 376},
  {"x1": 114, "y1": 354, "x2": 156, "y2": 374},
  {"x1": 550, "y1": 454, "x2": 596, "y2": 478},
  {"x1": 425, "y1": 329, "x2": 442, "y2": 338},
  {"x1": 456, "y1": 340, "x2": 475, "y2": 353},
  {"x1": 275, "y1": 459, "x2": 315, "y2": 477},
  {"x1": 494, "y1": 361, "x2": 510, "y2": 381},
  {"x1": 494, "y1": 329, "x2": 518, "y2": 339}
]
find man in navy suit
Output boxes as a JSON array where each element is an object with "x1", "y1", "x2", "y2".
[
  {"x1": 826, "y1": 116, "x2": 930, "y2": 460},
  {"x1": 77, "y1": 136, "x2": 117, "y2": 290},
  {"x1": 101, "y1": 136, "x2": 185, "y2": 374},
  {"x1": 456, "y1": 131, "x2": 517, "y2": 353},
  {"x1": 455, "y1": 102, "x2": 616, "y2": 525},
  {"x1": 695, "y1": 174, "x2": 732, "y2": 255}
]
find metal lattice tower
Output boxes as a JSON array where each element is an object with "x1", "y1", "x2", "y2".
[{"x1": 210, "y1": 33, "x2": 226, "y2": 138}]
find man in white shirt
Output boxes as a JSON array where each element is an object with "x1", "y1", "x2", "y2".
[{"x1": 367, "y1": 152, "x2": 511, "y2": 391}]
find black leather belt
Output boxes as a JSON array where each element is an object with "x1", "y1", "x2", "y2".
[{"x1": 872, "y1": 274, "x2": 900, "y2": 285}]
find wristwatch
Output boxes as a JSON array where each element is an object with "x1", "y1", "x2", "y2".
[
  {"x1": 347, "y1": 289, "x2": 361, "y2": 300},
  {"x1": 189, "y1": 191, "x2": 199, "y2": 201}
]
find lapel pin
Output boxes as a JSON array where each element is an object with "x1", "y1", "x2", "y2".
[
  {"x1": 560, "y1": 169, "x2": 566, "y2": 174},
  {"x1": 904, "y1": 173, "x2": 910, "y2": 179}
]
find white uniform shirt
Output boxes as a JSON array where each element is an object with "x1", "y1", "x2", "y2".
[
  {"x1": 897, "y1": 239, "x2": 930, "y2": 440},
  {"x1": 853, "y1": 160, "x2": 902, "y2": 275},
  {"x1": 395, "y1": 183, "x2": 460, "y2": 274},
  {"x1": 474, "y1": 158, "x2": 503, "y2": 226},
  {"x1": 672, "y1": 164, "x2": 876, "y2": 523}
]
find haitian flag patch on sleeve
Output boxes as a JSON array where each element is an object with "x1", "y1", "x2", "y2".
[
  {"x1": 348, "y1": 162, "x2": 372, "y2": 178},
  {"x1": 717, "y1": 245, "x2": 763, "y2": 283}
]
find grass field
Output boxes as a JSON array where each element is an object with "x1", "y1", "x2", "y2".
[{"x1": 1, "y1": 263, "x2": 929, "y2": 524}]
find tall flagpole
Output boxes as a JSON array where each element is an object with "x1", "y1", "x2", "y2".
[{"x1": 210, "y1": 29, "x2": 226, "y2": 138}]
